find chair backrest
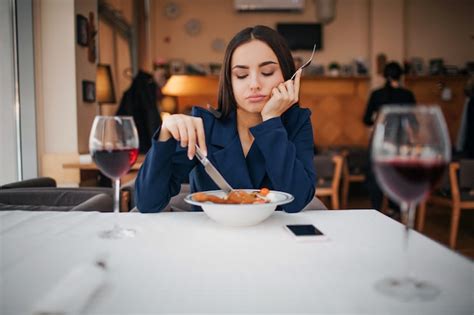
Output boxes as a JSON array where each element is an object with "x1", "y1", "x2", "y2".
[
  {"x1": 166, "y1": 193, "x2": 193, "y2": 212},
  {"x1": 122, "y1": 178, "x2": 136, "y2": 209},
  {"x1": 314, "y1": 154, "x2": 344, "y2": 191},
  {"x1": 71, "y1": 193, "x2": 113, "y2": 212},
  {"x1": 180, "y1": 184, "x2": 191, "y2": 193},
  {"x1": 459, "y1": 159, "x2": 474, "y2": 189},
  {"x1": 165, "y1": 184, "x2": 192, "y2": 212},
  {"x1": 313, "y1": 155, "x2": 334, "y2": 180},
  {"x1": 302, "y1": 197, "x2": 328, "y2": 210},
  {"x1": 437, "y1": 167, "x2": 451, "y2": 191},
  {"x1": 132, "y1": 184, "x2": 192, "y2": 213},
  {"x1": 0, "y1": 177, "x2": 57, "y2": 189},
  {"x1": 344, "y1": 147, "x2": 368, "y2": 175},
  {"x1": 0, "y1": 187, "x2": 113, "y2": 212}
]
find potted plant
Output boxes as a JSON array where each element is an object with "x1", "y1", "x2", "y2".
[{"x1": 328, "y1": 62, "x2": 340, "y2": 76}]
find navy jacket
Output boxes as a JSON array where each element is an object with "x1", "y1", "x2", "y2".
[{"x1": 135, "y1": 105, "x2": 316, "y2": 213}]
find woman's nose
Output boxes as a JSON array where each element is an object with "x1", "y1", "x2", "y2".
[{"x1": 249, "y1": 74, "x2": 261, "y2": 91}]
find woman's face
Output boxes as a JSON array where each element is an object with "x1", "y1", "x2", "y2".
[{"x1": 230, "y1": 39, "x2": 284, "y2": 114}]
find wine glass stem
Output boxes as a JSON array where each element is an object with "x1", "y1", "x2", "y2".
[
  {"x1": 114, "y1": 178, "x2": 121, "y2": 215},
  {"x1": 402, "y1": 202, "x2": 416, "y2": 279}
]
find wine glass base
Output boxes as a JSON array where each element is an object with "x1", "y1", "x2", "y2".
[
  {"x1": 99, "y1": 226, "x2": 136, "y2": 239},
  {"x1": 375, "y1": 277, "x2": 440, "y2": 301}
]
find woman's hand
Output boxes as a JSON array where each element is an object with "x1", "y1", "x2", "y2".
[
  {"x1": 158, "y1": 114, "x2": 207, "y2": 159},
  {"x1": 261, "y1": 69, "x2": 302, "y2": 121}
]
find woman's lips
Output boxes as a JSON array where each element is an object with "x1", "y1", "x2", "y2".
[{"x1": 246, "y1": 95, "x2": 266, "y2": 103}]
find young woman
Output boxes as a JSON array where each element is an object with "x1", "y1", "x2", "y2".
[{"x1": 135, "y1": 25, "x2": 316, "y2": 213}]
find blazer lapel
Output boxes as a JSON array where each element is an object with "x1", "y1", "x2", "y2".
[
  {"x1": 204, "y1": 105, "x2": 311, "y2": 190},
  {"x1": 209, "y1": 112, "x2": 253, "y2": 189}
]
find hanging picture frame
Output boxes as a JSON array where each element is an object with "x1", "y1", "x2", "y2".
[
  {"x1": 76, "y1": 14, "x2": 88, "y2": 46},
  {"x1": 82, "y1": 80, "x2": 96, "y2": 103}
]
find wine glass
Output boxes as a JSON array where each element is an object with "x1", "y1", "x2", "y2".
[
  {"x1": 89, "y1": 116, "x2": 139, "y2": 239},
  {"x1": 371, "y1": 105, "x2": 450, "y2": 301}
]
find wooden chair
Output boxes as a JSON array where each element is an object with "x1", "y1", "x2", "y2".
[
  {"x1": 314, "y1": 154, "x2": 344, "y2": 209},
  {"x1": 341, "y1": 148, "x2": 368, "y2": 209},
  {"x1": 417, "y1": 160, "x2": 474, "y2": 248}
]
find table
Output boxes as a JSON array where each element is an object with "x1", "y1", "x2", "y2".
[
  {"x1": 63, "y1": 155, "x2": 144, "y2": 186},
  {"x1": 1, "y1": 210, "x2": 472, "y2": 314}
]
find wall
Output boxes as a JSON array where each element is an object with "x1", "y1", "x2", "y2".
[
  {"x1": 98, "y1": 0, "x2": 134, "y2": 116},
  {"x1": 406, "y1": 0, "x2": 474, "y2": 67},
  {"x1": 369, "y1": 0, "x2": 405, "y2": 87},
  {"x1": 39, "y1": 0, "x2": 78, "y2": 154},
  {"x1": 75, "y1": 0, "x2": 99, "y2": 154},
  {"x1": 0, "y1": 0, "x2": 18, "y2": 185},
  {"x1": 35, "y1": 0, "x2": 98, "y2": 185},
  {"x1": 150, "y1": 0, "x2": 472, "y2": 78},
  {"x1": 151, "y1": 0, "x2": 369, "y2": 66},
  {"x1": 36, "y1": 0, "x2": 79, "y2": 185}
]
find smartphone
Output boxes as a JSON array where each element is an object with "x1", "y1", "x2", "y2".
[{"x1": 285, "y1": 224, "x2": 328, "y2": 241}]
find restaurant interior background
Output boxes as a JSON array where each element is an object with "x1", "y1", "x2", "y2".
[{"x1": 1, "y1": 0, "x2": 473, "y2": 253}]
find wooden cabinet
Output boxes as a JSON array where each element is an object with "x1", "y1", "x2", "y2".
[
  {"x1": 300, "y1": 77, "x2": 370, "y2": 148},
  {"x1": 171, "y1": 75, "x2": 468, "y2": 148},
  {"x1": 172, "y1": 76, "x2": 371, "y2": 148},
  {"x1": 405, "y1": 75, "x2": 468, "y2": 144}
]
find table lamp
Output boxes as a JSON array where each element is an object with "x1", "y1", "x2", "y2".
[
  {"x1": 96, "y1": 64, "x2": 116, "y2": 114},
  {"x1": 161, "y1": 75, "x2": 218, "y2": 113}
]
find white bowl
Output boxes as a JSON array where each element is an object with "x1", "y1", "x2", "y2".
[{"x1": 184, "y1": 189, "x2": 294, "y2": 227}]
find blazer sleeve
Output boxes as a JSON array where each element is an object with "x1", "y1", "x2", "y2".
[
  {"x1": 249, "y1": 113, "x2": 316, "y2": 213},
  {"x1": 135, "y1": 129, "x2": 195, "y2": 213}
]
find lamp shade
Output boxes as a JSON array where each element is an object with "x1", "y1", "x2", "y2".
[
  {"x1": 161, "y1": 75, "x2": 218, "y2": 96},
  {"x1": 96, "y1": 64, "x2": 116, "y2": 104}
]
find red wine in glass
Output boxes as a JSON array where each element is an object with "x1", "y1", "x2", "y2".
[
  {"x1": 371, "y1": 105, "x2": 450, "y2": 301},
  {"x1": 89, "y1": 116, "x2": 139, "y2": 239},
  {"x1": 92, "y1": 148, "x2": 139, "y2": 179},
  {"x1": 373, "y1": 158, "x2": 447, "y2": 204}
]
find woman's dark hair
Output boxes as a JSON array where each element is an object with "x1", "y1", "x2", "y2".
[
  {"x1": 383, "y1": 62, "x2": 403, "y2": 82},
  {"x1": 215, "y1": 25, "x2": 296, "y2": 119}
]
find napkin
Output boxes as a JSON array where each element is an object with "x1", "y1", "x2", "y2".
[{"x1": 32, "y1": 261, "x2": 106, "y2": 315}]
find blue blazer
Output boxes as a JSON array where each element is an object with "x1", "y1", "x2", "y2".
[{"x1": 135, "y1": 105, "x2": 316, "y2": 213}]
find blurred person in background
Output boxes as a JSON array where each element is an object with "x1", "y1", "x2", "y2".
[
  {"x1": 457, "y1": 75, "x2": 474, "y2": 158},
  {"x1": 363, "y1": 62, "x2": 417, "y2": 218}
]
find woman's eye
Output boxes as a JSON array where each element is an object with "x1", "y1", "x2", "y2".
[
  {"x1": 236, "y1": 74, "x2": 248, "y2": 79},
  {"x1": 262, "y1": 72, "x2": 274, "y2": 77}
]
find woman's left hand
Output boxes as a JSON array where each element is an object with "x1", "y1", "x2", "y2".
[{"x1": 261, "y1": 69, "x2": 302, "y2": 121}]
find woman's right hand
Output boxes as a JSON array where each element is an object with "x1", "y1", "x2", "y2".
[{"x1": 158, "y1": 114, "x2": 207, "y2": 160}]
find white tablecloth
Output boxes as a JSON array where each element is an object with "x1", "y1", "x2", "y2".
[{"x1": 1, "y1": 210, "x2": 472, "y2": 314}]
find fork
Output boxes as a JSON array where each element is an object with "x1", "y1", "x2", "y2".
[{"x1": 290, "y1": 44, "x2": 317, "y2": 80}]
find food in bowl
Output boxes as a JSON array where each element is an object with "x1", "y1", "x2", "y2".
[
  {"x1": 184, "y1": 189, "x2": 294, "y2": 227},
  {"x1": 192, "y1": 188, "x2": 270, "y2": 204}
]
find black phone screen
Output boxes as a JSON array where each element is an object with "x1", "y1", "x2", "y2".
[{"x1": 286, "y1": 224, "x2": 324, "y2": 236}]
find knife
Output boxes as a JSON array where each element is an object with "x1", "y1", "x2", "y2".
[{"x1": 194, "y1": 144, "x2": 233, "y2": 194}]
